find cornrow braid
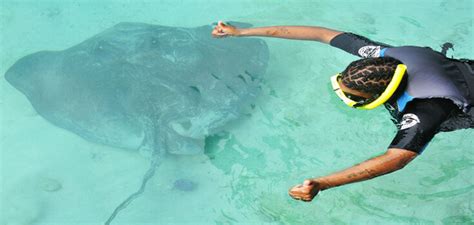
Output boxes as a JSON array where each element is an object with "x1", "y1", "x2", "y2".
[{"x1": 341, "y1": 57, "x2": 402, "y2": 95}]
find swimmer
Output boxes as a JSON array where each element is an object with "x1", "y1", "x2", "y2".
[{"x1": 212, "y1": 21, "x2": 474, "y2": 202}]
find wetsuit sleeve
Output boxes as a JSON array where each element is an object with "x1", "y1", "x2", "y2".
[
  {"x1": 330, "y1": 32, "x2": 392, "y2": 58},
  {"x1": 389, "y1": 99, "x2": 457, "y2": 154}
]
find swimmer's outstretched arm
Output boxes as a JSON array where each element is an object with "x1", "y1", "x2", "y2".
[
  {"x1": 212, "y1": 21, "x2": 342, "y2": 44},
  {"x1": 288, "y1": 148, "x2": 418, "y2": 202}
]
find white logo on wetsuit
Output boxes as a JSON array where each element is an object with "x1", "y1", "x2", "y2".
[
  {"x1": 400, "y1": 113, "x2": 421, "y2": 130},
  {"x1": 358, "y1": 46, "x2": 381, "y2": 58}
]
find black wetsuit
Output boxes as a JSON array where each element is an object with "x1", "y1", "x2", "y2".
[{"x1": 329, "y1": 33, "x2": 473, "y2": 154}]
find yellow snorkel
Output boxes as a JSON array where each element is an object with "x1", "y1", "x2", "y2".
[{"x1": 331, "y1": 64, "x2": 407, "y2": 110}]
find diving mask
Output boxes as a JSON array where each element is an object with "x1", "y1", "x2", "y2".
[{"x1": 330, "y1": 64, "x2": 407, "y2": 110}]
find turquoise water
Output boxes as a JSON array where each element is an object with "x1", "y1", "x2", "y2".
[{"x1": 1, "y1": 0, "x2": 473, "y2": 224}]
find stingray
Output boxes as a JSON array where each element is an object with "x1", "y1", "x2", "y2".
[{"x1": 4, "y1": 22, "x2": 269, "y2": 224}]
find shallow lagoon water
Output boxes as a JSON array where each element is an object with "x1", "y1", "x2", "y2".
[{"x1": 1, "y1": 0, "x2": 473, "y2": 224}]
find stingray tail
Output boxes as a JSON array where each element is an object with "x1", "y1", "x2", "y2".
[{"x1": 104, "y1": 157, "x2": 160, "y2": 225}]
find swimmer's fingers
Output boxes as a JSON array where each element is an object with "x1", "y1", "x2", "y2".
[
  {"x1": 212, "y1": 21, "x2": 230, "y2": 38},
  {"x1": 288, "y1": 185, "x2": 313, "y2": 201},
  {"x1": 289, "y1": 191, "x2": 315, "y2": 202},
  {"x1": 212, "y1": 31, "x2": 228, "y2": 38},
  {"x1": 212, "y1": 20, "x2": 240, "y2": 38},
  {"x1": 288, "y1": 179, "x2": 321, "y2": 202},
  {"x1": 211, "y1": 27, "x2": 228, "y2": 38}
]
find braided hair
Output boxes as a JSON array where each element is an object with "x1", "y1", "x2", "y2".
[{"x1": 341, "y1": 57, "x2": 402, "y2": 96}]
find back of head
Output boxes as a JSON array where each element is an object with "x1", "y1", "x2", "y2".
[{"x1": 341, "y1": 57, "x2": 402, "y2": 96}]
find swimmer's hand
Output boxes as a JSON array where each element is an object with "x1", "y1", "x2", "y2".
[
  {"x1": 212, "y1": 21, "x2": 240, "y2": 38},
  {"x1": 288, "y1": 179, "x2": 321, "y2": 202}
]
